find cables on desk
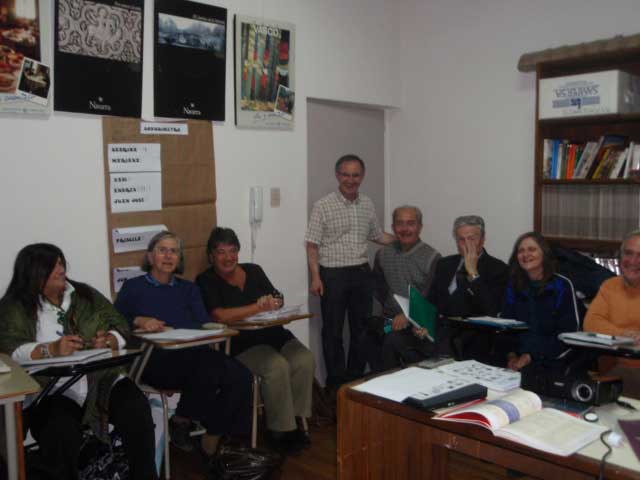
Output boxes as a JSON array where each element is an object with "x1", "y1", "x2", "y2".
[{"x1": 598, "y1": 429, "x2": 612, "y2": 480}]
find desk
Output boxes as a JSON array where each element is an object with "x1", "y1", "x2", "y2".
[
  {"x1": 130, "y1": 328, "x2": 238, "y2": 383},
  {"x1": 232, "y1": 313, "x2": 312, "y2": 330},
  {"x1": 32, "y1": 349, "x2": 141, "y2": 405},
  {"x1": 337, "y1": 379, "x2": 640, "y2": 480},
  {"x1": 0, "y1": 354, "x2": 40, "y2": 480}
]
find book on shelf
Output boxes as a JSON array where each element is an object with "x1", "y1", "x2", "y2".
[
  {"x1": 609, "y1": 147, "x2": 629, "y2": 179},
  {"x1": 574, "y1": 141, "x2": 599, "y2": 179},
  {"x1": 628, "y1": 143, "x2": 640, "y2": 178},
  {"x1": 543, "y1": 139, "x2": 553, "y2": 179},
  {"x1": 585, "y1": 134, "x2": 627, "y2": 179},
  {"x1": 434, "y1": 389, "x2": 607, "y2": 456}
]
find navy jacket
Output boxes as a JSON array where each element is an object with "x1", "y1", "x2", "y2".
[{"x1": 501, "y1": 274, "x2": 580, "y2": 360}]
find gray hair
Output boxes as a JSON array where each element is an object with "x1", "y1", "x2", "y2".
[
  {"x1": 452, "y1": 215, "x2": 485, "y2": 238},
  {"x1": 142, "y1": 231, "x2": 185, "y2": 274},
  {"x1": 621, "y1": 228, "x2": 640, "y2": 257},
  {"x1": 392, "y1": 205, "x2": 423, "y2": 225}
]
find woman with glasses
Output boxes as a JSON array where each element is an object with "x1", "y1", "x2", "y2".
[
  {"x1": 0, "y1": 243, "x2": 157, "y2": 479},
  {"x1": 114, "y1": 231, "x2": 252, "y2": 458},
  {"x1": 196, "y1": 227, "x2": 315, "y2": 455}
]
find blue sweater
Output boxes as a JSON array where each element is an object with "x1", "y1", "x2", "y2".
[
  {"x1": 502, "y1": 273, "x2": 580, "y2": 360},
  {"x1": 114, "y1": 274, "x2": 210, "y2": 329}
]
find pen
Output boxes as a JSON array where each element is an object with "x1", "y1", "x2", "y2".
[{"x1": 587, "y1": 332, "x2": 615, "y2": 340}]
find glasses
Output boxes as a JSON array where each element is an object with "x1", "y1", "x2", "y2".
[{"x1": 155, "y1": 246, "x2": 179, "y2": 256}]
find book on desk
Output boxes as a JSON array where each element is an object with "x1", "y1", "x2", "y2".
[{"x1": 435, "y1": 389, "x2": 607, "y2": 456}]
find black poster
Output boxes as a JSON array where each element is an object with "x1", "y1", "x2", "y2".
[
  {"x1": 54, "y1": 0, "x2": 144, "y2": 117},
  {"x1": 154, "y1": 0, "x2": 226, "y2": 121}
]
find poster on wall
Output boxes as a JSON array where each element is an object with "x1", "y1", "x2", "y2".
[
  {"x1": 234, "y1": 15, "x2": 295, "y2": 130},
  {"x1": 154, "y1": 0, "x2": 226, "y2": 121},
  {"x1": 54, "y1": 0, "x2": 144, "y2": 117},
  {"x1": 0, "y1": 0, "x2": 52, "y2": 114}
]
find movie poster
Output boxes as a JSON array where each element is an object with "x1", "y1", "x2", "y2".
[
  {"x1": 54, "y1": 0, "x2": 144, "y2": 117},
  {"x1": 154, "y1": 0, "x2": 226, "y2": 121},
  {"x1": 0, "y1": 0, "x2": 52, "y2": 114},
  {"x1": 234, "y1": 15, "x2": 295, "y2": 130}
]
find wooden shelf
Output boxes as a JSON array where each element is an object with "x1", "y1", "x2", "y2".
[
  {"x1": 540, "y1": 179, "x2": 640, "y2": 185},
  {"x1": 538, "y1": 112, "x2": 640, "y2": 127}
]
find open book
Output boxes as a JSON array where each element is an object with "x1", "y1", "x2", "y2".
[{"x1": 435, "y1": 389, "x2": 607, "y2": 456}]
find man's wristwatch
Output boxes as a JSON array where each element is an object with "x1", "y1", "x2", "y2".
[
  {"x1": 467, "y1": 273, "x2": 480, "y2": 282},
  {"x1": 39, "y1": 343, "x2": 52, "y2": 358}
]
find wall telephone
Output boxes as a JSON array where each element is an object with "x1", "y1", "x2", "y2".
[{"x1": 249, "y1": 186, "x2": 263, "y2": 224}]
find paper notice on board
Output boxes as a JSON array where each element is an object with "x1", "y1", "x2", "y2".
[
  {"x1": 140, "y1": 122, "x2": 188, "y2": 135},
  {"x1": 110, "y1": 172, "x2": 162, "y2": 213},
  {"x1": 113, "y1": 267, "x2": 145, "y2": 293},
  {"x1": 108, "y1": 144, "x2": 161, "y2": 173},
  {"x1": 112, "y1": 225, "x2": 167, "y2": 253}
]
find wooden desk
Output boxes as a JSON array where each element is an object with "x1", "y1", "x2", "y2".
[
  {"x1": 232, "y1": 313, "x2": 312, "y2": 330},
  {"x1": 0, "y1": 354, "x2": 40, "y2": 480},
  {"x1": 337, "y1": 380, "x2": 640, "y2": 480}
]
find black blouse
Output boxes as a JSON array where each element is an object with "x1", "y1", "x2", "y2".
[{"x1": 196, "y1": 263, "x2": 293, "y2": 355}]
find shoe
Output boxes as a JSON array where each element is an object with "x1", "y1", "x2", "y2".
[
  {"x1": 266, "y1": 430, "x2": 304, "y2": 456},
  {"x1": 295, "y1": 429, "x2": 311, "y2": 448},
  {"x1": 169, "y1": 417, "x2": 195, "y2": 452}
]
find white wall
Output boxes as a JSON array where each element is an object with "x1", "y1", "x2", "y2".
[
  {"x1": 0, "y1": 0, "x2": 399, "y2": 347},
  {"x1": 388, "y1": 0, "x2": 640, "y2": 263}
]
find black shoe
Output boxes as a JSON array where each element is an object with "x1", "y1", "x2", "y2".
[
  {"x1": 169, "y1": 417, "x2": 195, "y2": 452},
  {"x1": 266, "y1": 430, "x2": 304, "y2": 456},
  {"x1": 295, "y1": 429, "x2": 311, "y2": 448}
]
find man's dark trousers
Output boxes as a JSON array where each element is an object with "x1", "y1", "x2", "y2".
[{"x1": 320, "y1": 263, "x2": 373, "y2": 386}]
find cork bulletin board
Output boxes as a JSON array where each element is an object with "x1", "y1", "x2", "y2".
[{"x1": 102, "y1": 118, "x2": 217, "y2": 298}]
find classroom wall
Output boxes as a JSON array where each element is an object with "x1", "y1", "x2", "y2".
[
  {"x1": 387, "y1": 0, "x2": 640, "y2": 263},
  {"x1": 0, "y1": 0, "x2": 399, "y2": 347}
]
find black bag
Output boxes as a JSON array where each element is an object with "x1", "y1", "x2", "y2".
[
  {"x1": 78, "y1": 431, "x2": 129, "y2": 480},
  {"x1": 208, "y1": 445, "x2": 282, "y2": 480}
]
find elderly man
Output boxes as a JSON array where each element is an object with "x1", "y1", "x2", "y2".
[
  {"x1": 584, "y1": 229, "x2": 640, "y2": 398},
  {"x1": 305, "y1": 154, "x2": 394, "y2": 388},
  {"x1": 360, "y1": 205, "x2": 441, "y2": 372},
  {"x1": 428, "y1": 215, "x2": 509, "y2": 362}
]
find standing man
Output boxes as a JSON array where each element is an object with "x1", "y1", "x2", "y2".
[
  {"x1": 305, "y1": 154, "x2": 394, "y2": 389},
  {"x1": 361, "y1": 205, "x2": 441, "y2": 372},
  {"x1": 428, "y1": 215, "x2": 509, "y2": 363},
  {"x1": 584, "y1": 229, "x2": 640, "y2": 398}
]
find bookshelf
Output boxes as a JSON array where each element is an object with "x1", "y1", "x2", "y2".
[{"x1": 534, "y1": 52, "x2": 640, "y2": 256}]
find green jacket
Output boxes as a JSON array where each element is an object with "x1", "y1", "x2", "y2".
[{"x1": 0, "y1": 281, "x2": 132, "y2": 439}]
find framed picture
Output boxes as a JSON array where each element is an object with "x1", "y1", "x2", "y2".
[
  {"x1": 0, "y1": 0, "x2": 52, "y2": 114},
  {"x1": 234, "y1": 15, "x2": 295, "y2": 129},
  {"x1": 54, "y1": 0, "x2": 144, "y2": 117},
  {"x1": 154, "y1": 0, "x2": 226, "y2": 121}
]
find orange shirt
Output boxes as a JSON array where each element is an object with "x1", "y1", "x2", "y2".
[{"x1": 584, "y1": 276, "x2": 640, "y2": 369}]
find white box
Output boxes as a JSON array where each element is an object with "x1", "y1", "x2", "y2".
[{"x1": 539, "y1": 70, "x2": 640, "y2": 119}]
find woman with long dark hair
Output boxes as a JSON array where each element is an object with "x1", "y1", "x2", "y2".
[
  {"x1": 502, "y1": 232, "x2": 581, "y2": 371},
  {"x1": 0, "y1": 243, "x2": 157, "y2": 479}
]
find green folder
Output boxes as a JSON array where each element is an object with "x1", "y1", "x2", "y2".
[{"x1": 408, "y1": 285, "x2": 437, "y2": 340}]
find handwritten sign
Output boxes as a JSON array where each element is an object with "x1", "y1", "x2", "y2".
[
  {"x1": 112, "y1": 225, "x2": 167, "y2": 253},
  {"x1": 108, "y1": 144, "x2": 161, "y2": 173},
  {"x1": 113, "y1": 267, "x2": 145, "y2": 293},
  {"x1": 110, "y1": 172, "x2": 162, "y2": 213}
]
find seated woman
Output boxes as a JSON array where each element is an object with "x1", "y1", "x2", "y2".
[
  {"x1": 502, "y1": 232, "x2": 581, "y2": 371},
  {"x1": 196, "y1": 227, "x2": 315, "y2": 454},
  {"x1": 0, "y1": 243, "x2": 157, "y2": 480},
  {"x1": 114, "y1": 231, "x2": 253, "y2": 457}
]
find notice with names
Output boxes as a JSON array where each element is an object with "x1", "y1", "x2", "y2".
[
  {"x1": 108, "y1": 143, "x2": 161, "y2": 172},
  {"x1": 110, "y1": 172, "x2": 162, "y2": 213}
]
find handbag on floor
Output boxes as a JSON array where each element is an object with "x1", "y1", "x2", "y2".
[{"x1": 208, "y1": 445, "x2": 282, "y2": 480}]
